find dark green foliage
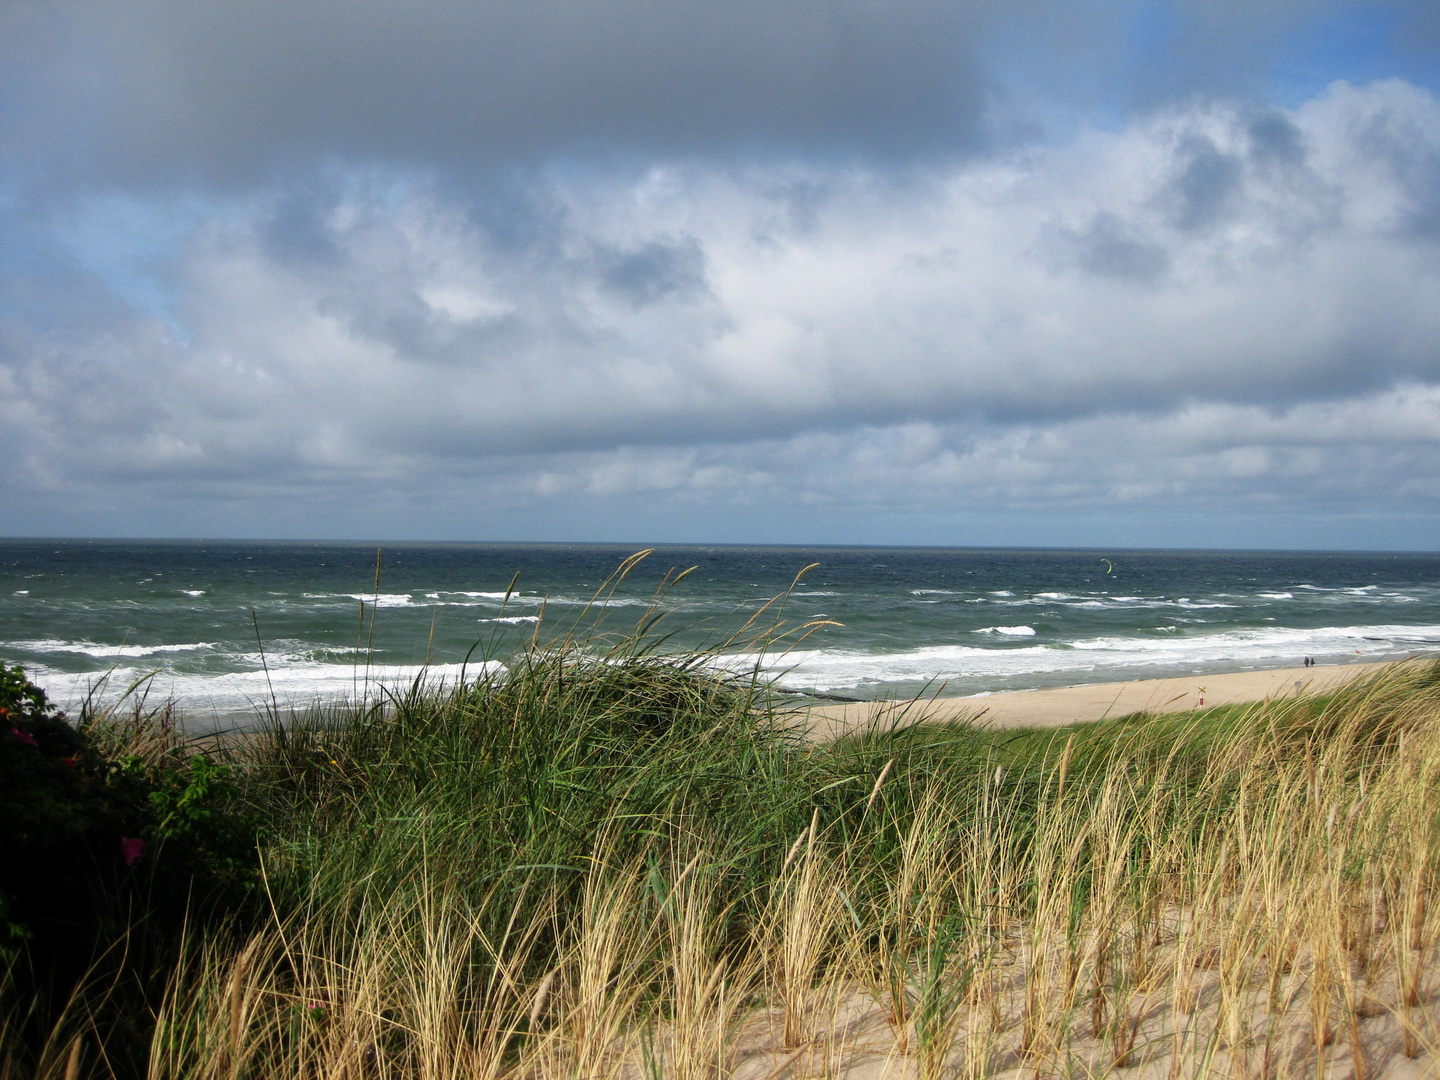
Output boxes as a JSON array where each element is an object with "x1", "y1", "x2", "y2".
[
  {"x1": 0, "y1": 663, "x2": 263, "y2": 1073},
  {"x1": 1, "y1": 663, "x2": 259, "y2": 956},
  {"x1": 138, "y1": 751, "x2": 259, "y2": 903},
  {"x1": 1, "y1": 664, "x2": 89, "y2": 863},
  {"x1": 0, "y1": 665, "x2": 108, "y2": 966}
]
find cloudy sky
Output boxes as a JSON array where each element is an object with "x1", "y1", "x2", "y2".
[{"x1": 2, "y1": 1, "x2": 1438, "y2": 548}]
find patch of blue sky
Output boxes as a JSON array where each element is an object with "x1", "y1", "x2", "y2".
[
  {"x1": 1270, "y1": 3, "x2": 1439, "y2": 106},
  {"x1": 982, "y1": 1, "x2": 1434, "y2": 145},
  {"x1": 976, "y1": 0, "x2": 1268, "y2": 142},
  {"x1": 48, "y1": 193, "x2": 212, "y2": 344},
  {"x1": 1123, "y1": 0, "x2": 1182, "y2": 63},
  {"x1": 975, "y1": 0, "x2": 1141, "y2": 142},
  {"x1": 0, "y1": 195, "x2": 69, "y2": 325}
]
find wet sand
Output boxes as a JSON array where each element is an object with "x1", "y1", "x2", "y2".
[{"x1": 796, "y1": 659, "x2": 1396, "y2": 741}]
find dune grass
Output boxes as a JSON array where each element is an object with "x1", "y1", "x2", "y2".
[{"x1": 5, "y1": 566, "x2": 1440, "y2": 1079}]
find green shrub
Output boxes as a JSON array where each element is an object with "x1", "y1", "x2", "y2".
[{"x1": 0, "y1": 663, "x2": 261, "y2": 1019}]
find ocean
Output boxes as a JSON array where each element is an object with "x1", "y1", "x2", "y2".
[{"x1": 2, "y1": 540, "x2": 1438, "y2": 727}]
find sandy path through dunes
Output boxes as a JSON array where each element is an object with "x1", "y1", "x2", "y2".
[{"x1": 796, "y1": 659, "x2": 1400, "y2": 741}]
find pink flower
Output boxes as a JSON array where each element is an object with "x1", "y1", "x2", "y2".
[
  {"x1": 10, "y1": 726, "x2": 37, "y2": 747},
  {"x1": 120, "y1": 837, "x2": 146, "y2": 867}
]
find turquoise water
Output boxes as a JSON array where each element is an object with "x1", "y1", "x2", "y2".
[{"x1": 2, "y1": 540, "x2": 1438, "y2": 725}]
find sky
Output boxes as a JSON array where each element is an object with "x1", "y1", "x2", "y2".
[{"x1": 1, "y1": 1, "x2": 1438, "y2": 549}]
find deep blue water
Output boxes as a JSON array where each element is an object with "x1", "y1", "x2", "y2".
[{"x1": 2, "y1": 540, "x2": 1438, "y2": 725}]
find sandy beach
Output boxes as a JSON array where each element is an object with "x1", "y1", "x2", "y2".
[{"x1": 798, "y1": 658, "x2": 1403, "y2": 741}]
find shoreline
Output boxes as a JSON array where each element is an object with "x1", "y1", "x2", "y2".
[
  {"x1": 176, "y1": 654, "x2": 1435, "y2": 740},
  {"x1": 796, "y1": 656, "x2": 1419, "y2": 741}
]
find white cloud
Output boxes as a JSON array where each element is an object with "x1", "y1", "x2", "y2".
[
  {"x1": 511, "y1": 384, "x2": 1440, "y2": 516},
  {"x1": 2, "y1": 80, "x2": 1439, "y2": 540}
]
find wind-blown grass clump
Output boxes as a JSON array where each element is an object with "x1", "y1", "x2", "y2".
[{"x1": 5, "y1": 559, "x2": 1440, "y2": 1079}]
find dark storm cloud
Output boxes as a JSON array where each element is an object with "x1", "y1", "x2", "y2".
[
  {"x1": 1247, "y1": 112, "x2": 1307, "y2": 165},
  {"x1": 10, "y1": 0, "x2": 1438, "y2": 189},
  {"x1": 599, "y1": 239, "x2": 708, "y2": 308},
  {"x1": 1044, "y1": 213, "x2": 1171, "y2": 282},
  {"x1": 0, "y1": 0, "x2": 995, "y2": 184},
  {"x1": 260, "y1": 193, "x2": 346, "y2": 267},
  {"x1": 1163, "y1": 136, "x2": 1244, "y2": 231}
]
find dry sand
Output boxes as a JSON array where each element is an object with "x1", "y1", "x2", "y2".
[{"x1": 796, "y1": 659, "x2": 1396, "y2": 742}]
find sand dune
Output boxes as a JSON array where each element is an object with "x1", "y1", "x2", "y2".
[{"x1": 797, "y1": 659, "x2": 1393, "y2": 741}]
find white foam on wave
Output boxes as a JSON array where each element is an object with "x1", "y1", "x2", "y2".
[
  {"x1": 32, "y1": 657, "x2": 508, "y2": 725},
  {"x1": 724, "y1": 622, "x2": 1440, "y2": 693},
  {"x1": 347, "y1": 593, "x2": 416, "y2": 607},
  {"x1": 182, "y1": 590, "x2": 206, "y2": 597},
  {"x1": 543, "y1": 596, "x2": 662, "y2": 608},
  {"x1": 984, "y1": 594, "x2": 1236, "y2": 612},
  {"x1": 1306, "y1": 588, "x2": 1426, "y2": 605},
  {"x1": 7, "y1": 639, "x2": 218, "y2": 659},
  {"x1": 424, "y1": 591, "x2": 544, "y2": 605},
  {"x1": 482, "y1": 616, "x2": 540, "y2": 625},
  {"x1": 1258, "y1": 592, "x2": 1294, "y2": 600},
  {"x1": 973, "y1": 625, "x2": 1038, "y2": 636},
  {"x1": 304, "y1": 590, "x2": 540, "y2": 609}
]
